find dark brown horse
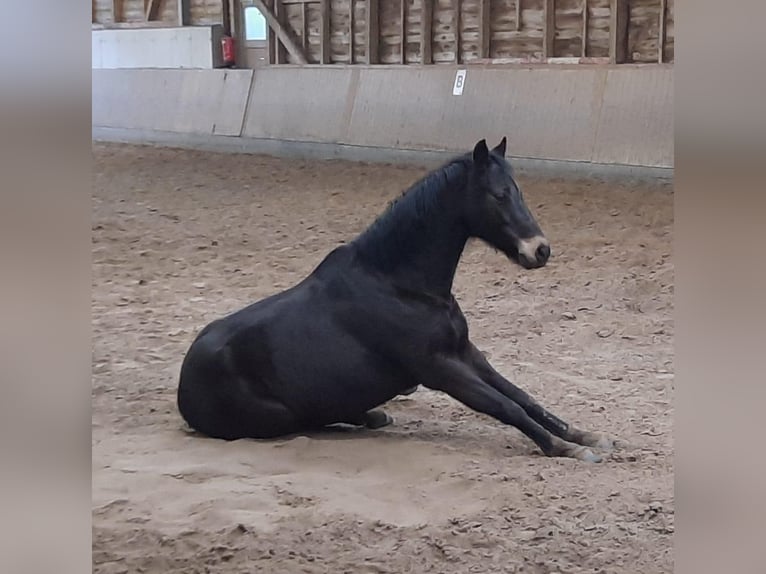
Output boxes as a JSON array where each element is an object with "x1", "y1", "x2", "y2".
[{"x1": 177, "y1": 139, "x2": 615, "y2": 462}]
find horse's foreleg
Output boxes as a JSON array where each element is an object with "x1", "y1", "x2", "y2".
[
  {"x1": 421, "y1": 357, "x2": 601, "y2": 462},
  {"x1": 465, "y1": 343, "x2": 616, "y2": 452}
]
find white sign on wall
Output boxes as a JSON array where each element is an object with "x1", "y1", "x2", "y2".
[{"x1": 452, "y1": 69, "x2": 467, "y2": 96}]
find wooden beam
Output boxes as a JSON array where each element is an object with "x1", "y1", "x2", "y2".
[
  {"x1": 267, "y1": 0, "x2": 276, "y2": 63},
  {"x1": 302, "y1": 1, "x2": 309, "y2": 54},
  {"x1": 479, "y1": 0, "x2": 490, "y2": 58},
  {"x1": 609, "y1": 0, "x2": 628, "y2": 63},
  {"x1": 177, "y1": 0, "x2": 190, "y2": 25},
  {"x1": 224, "y1": 0, "x2": 235, "y2": 36},
  {"x1": 420, "y1": 0, "x2": 432, "y2": 64},
  {"x1": 145, "y1": 0, "x2": 161, "y2": 21},
  {"x1": 658, "y1": 0, "x2": 666, "y2": 63},
  {"x1": 320, "y1": 0, "x2": 331, "y2": 63},
  {"x1": 252, "y1": 0, "x2": 309, "y2": 63},
  {"x1": 581, "y1": 0, "x2": 587, "y2": 57},
  {"x1": 366, "y1": 0, "x2": 379, "y2": 63},
  {"x1": 349, "y1": 0, "x2": 355, "y2": 63},
  {"x1": 111, "y1": 0, "x2": 119, "y2": 23},
  {"x1": 274, "y1": 0, "x2": 285, "y2": 64},
  {"x1": 515, "y1": 0, "x2": 521, "y2": 31},
  {"x1": 400, "y1": 0, "x2": 406, "y2": 64},
  {"x1": 454, "y1": 0, "x2": 460, "y2": 63},
  {"x1": 543, "y1": 0, "x2": 555, "y2": 58}
]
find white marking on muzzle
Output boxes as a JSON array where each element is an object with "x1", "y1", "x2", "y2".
[{"x1": 517, "y1": 236, "x2": 549, "y2": 261}]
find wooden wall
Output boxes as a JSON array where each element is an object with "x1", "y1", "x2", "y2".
[{"x1": 92, "y1": 0, "x2": 674, "y2": 64}]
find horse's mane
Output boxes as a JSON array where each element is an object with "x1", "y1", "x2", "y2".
[{"x1": 353, "y1": 154, "x2": 472, "y2": 270}]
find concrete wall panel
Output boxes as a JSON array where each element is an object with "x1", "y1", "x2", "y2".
[
  {"x1": 346, "y1": 67, "x2": 607, "y2": 162},
  {"x1": 92, "y1": 69, "x2": 253, "y2": 136},
  {"x1": 242, "y1": 68, "x2": 356, "y2": 143},
  {"x1": 92, "y1": 65, "x2": 673, "y2": 170},
  {"x1": 92, "y1": 27, "x2": 224, "y2": 69},
  {"x1": 592, "y1": 66, "x2": 674, "y2": 168}
]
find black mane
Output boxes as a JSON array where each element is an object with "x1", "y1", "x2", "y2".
[{"x1": 353, "y1": 154, "x2": 472, "y2": 270}]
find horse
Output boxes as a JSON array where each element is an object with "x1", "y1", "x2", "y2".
[{"x1": 177, "y1": 138, "x2": 615, "y2": 462}]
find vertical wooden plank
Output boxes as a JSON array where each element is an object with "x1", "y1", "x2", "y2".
[
  {"x1": 349, "y1": 0, "x2": 355, "y2": 63},
  {"x1": 543, "y1": 0, "x2": 555, "y2": 58},
  {"x1": 420, "y1": 0, "x2": 433, "y2": 64},
  {"x1": 658, "y1": 0, "x2": 667, "y2": 63},
  {"x1": 227, "y1": 0, "x2": 236, "y2": 35},
  {"x1": 400, "y1": 0, "x2": 407, "y2": 63},
  {"x1": 268, "y1": 0, "x2": 276, "y2": 64},
  {"x1": 110, "y1": 0, "x2": 117, "y2": 23},
  {"x1": 320, "y1": 0, "x2": 331, "y2": 63},
  {"x1": 454, "y1": 0, "x2": 461, "y2": 63},
  {"x1": 274, "y1": 0, "x2": 285, "y2": 64},
  {"x1": 302, "y1": 2, "x2": 309, "y2": 54},
  {"x1": 515, "y1": 0, "x2": 521, "y2": 31},
  {"x1": 581, "y1": 0, "x2": 588, "y2": 57},
  {"x1": 177, "y1": 0, "x2": 190, "y2": 25},
  {"x1": 366, "y1": 0, "x2": 379, "y2": 63},
  {"x1": 609, "y1": 0, "x2": 628, "y2": 63},
  {"x1": 479, "y1": 0, "x2": 490, "y2": 58}
]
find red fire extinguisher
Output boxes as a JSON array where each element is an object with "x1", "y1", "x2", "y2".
[{"x1": 221, "y1": 36, "x2": 235, "y2": 67}]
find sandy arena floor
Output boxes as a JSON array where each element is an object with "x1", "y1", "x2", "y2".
[{"x1": 92, "y1": 143, "x2": 673, "y2": 574}]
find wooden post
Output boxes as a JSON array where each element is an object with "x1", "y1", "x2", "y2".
[
  {"x1": 349, "y1": 0, "x2": 355, "y2": 63},
  {"x1": 366, "y1": 0, "x2": 379, "y2": 63},
  {"x1": 420, "y1": 0, "x2": 432, "y2": 64},
  {"x1": 226, "y1": 0, "x2": 236, "y2": 36},
  {"x1": 267, "y1": 0, "x2": 276, "y2": 64},
  {"x1": 609, "y1": 0, "x2": 628, "y2": 63},
  {"x1": 515, "y1": 0, "x2": 521, "y2": 31},
  {"x1": 479, "y1": 0, "x2": 490, "y2": 58},
  {"x1": 110, "y1": 0, "x2": 118, "y2": 23},
  {"x1": 320, "y1": 0, "x2": 331, "y2": 63},
  {"x1": 581, "y1": 0, "x2": 588, "y2": 57},
  {"x1": 274, "y1": 0, "x2": 285, "y2": 63},
  {"x1": 658, "y1": 0, "x2": 666, "y2": 63},
  {"x1": 454, "y1": 0, "x2": 460, "y2": 63},
  {"x1": 252, "y1": 0, "x2": 309, "y2": 63},
  {"x1": 400, "y1": 0, "x2": 407, "y2": 64},
  {"x1": 543, "y1": 0, "x2": 555, "y2": 58},
  {"x1": 177, "y1": 0, "x2": 190, "y2": 25},
  {"x1": 302, "y1": 2, "x2": 309, "y2": 54}
]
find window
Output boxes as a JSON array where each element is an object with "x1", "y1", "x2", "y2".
[{"x1": 244, "y1": 7, "x2": 267, "y2": 41}]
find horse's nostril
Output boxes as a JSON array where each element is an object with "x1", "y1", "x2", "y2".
[{"x1": 536, "y1": 243, "x2": 551, "y2": 262}]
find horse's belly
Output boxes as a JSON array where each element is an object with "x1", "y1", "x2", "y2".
[{"x1": 268, "y1": 318, "x2": 403, "y2": 420}]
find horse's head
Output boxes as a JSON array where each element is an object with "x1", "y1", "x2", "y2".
[{"x1": 464, "y1": 138, "x2": 550, "y2": 270}]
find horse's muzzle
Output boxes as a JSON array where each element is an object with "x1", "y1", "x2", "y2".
[{"x1": 517, "y1": 236, "x2": 551, "y2": 269}]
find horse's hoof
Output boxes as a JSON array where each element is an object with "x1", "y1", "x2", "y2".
[
  {"x1": 574, "y1": 447, "x2": 602, "y2": 463},
  {"x1": 399, "y1": 386, "x2": 419, "y2": 396},
  {"x1": 364, "y1": 410, "x2": 393, "y2": 429},
  {"x1": 579, "y1": 432, "x2": 617, "y2": 452},
  {"x1": 552, "y1": 439, "x2": 603, "y2": 463}
]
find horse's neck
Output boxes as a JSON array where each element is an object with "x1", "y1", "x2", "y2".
[
  {"x1": 394, "y1": 217, "x2": 467, "y2": 297},
  {"x1": 356, "y1": 189, "x2": 468, "y2": 299}
]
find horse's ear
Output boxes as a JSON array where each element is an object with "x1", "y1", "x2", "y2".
[
  {"x1": 473, "y1": 139, "x2": 490, "y2": 166},
  {"x1": 493, "y1": 137, "x2": 507, "y2": 157}
]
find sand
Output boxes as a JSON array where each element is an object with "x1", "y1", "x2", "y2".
[{"x1": 92, "y1": 143, "x2": 673, "y2": 573}]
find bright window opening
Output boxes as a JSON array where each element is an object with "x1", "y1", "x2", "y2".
[{"x1": 244, "y1": 7, "x2": 267, "y2": 41}]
